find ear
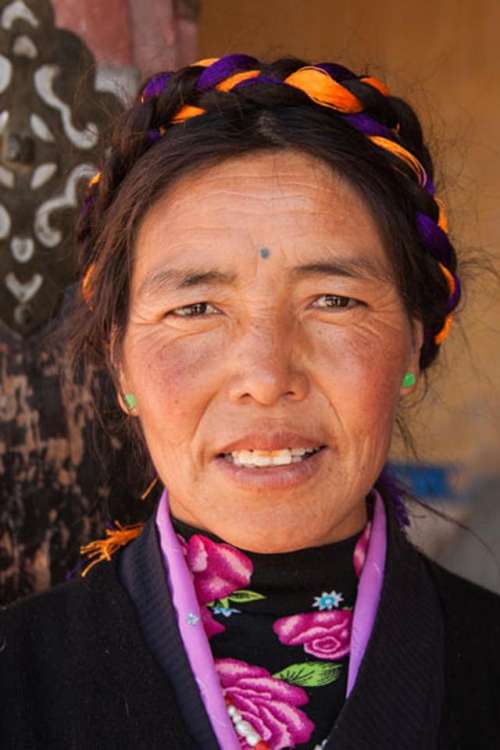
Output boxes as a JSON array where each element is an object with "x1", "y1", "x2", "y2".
[
  {"x1": 116, "y1": 362, "x2": 138, "y2": 416},
  {"x1": 117, "y1": 390, "x2": 131, "y2": 415},
  {"x1": 110, "y1": 325, "x2": 136, "y2": 416},
  {"x1": 400, "y1": 318, "x2": 424, "y2": 396}
]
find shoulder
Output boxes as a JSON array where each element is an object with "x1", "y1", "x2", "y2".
[
  {"x1": 0, "y1": 554, "x2": 192, "y2": 748},
  {"x1": 0, "y1": 558, "x2": 133, "y2": 673},
  {"x1": 423, "y1": 556, "x2": 500, "y2": 710},
  {"x1": 423, "y1": 554, "x2": 500, "y2": 626},
  {"x1": 422, "y1": 554, "x2": 500, "y2": 660},
  {"x1": 2, "y1": 556, "x2": 123, "y2": 618},
  {"x1": 417, "y1": 553, "x2": 500, "y2": 744}
]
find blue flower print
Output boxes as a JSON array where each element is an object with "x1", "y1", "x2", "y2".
[
  {"x1": 212, "y1": 605, "x2": 241, "y2": 618},
  {"x1": 312, "y1": 591, "x2": 344, "y2": 611}
]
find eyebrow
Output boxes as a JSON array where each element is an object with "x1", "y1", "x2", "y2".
[
  {"x1": 138, "y1": 268, "x2": 238, "y2": 299},
  {"x1": 138, "y1": 256, "x2": 393, "y2": 299},
  {"x1": 291, "y1": 258, "x2": 392, "y2": 283}
]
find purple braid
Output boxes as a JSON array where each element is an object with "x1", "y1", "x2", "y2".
[
  {"x1": 196, "y1": 54, "x2": 259, "y2": 91},
  {"x1": 83, "y1": 53, "x2": 461, "y2": 354}
]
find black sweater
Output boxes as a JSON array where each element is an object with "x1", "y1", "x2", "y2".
[{"x1": 1, "y1": 503, "x2": 500, "y2": 750}]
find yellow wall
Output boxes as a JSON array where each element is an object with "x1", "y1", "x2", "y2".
[{"x1": 199, "y1": 1, "x2": 500, "y2": 479}]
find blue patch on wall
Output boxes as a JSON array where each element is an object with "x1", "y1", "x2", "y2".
[{"x1": 388, "y1": 461, "x2": 457, "y2": 501}]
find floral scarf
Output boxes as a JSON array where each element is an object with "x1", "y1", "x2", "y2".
[{"x1": 171, "y1": 517, "x2": 371, "y2": 749}]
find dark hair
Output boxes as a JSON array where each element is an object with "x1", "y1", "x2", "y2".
[{"x1": 63, "y1": 54, "x2": 461, "y2": 502}]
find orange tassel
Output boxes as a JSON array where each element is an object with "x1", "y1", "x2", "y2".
[
  {"x1": 141, "y1": 476, "x2": 159, "y2": 501},
  {"x1": 80, "y1": 522, "x2": 145, "y2": 577}
]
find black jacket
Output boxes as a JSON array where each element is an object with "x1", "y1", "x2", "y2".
[{"x1": 1, "y1": 502, "x2": 500, "y2": 750}]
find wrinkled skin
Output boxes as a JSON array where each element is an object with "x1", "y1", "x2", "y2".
[{"x1": 118, "y1": 150, "x2": 422, "y2": 552}]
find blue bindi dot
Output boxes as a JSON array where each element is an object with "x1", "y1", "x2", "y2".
[{"x1": 260, "y1": 247, "x2": 271, "y2": 259}]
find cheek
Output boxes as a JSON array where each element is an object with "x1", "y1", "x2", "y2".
[
  {"x1": 124, "y1": 329, "x2": 219, "y2": 423},
  {"x1": 315, "y1": 326, "x2": 407, "y2": 431}
]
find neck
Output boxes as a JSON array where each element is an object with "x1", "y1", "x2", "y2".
[{"x1": 168, "y1": 496, "x2": 370, "y2": 554}]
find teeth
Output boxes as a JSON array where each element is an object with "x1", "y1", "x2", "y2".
[{"x1": 226, "y1": 447, "x2": 322, "y2": 467}]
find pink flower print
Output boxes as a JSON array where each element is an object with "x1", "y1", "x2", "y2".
[
  {"x1": 353, "y1": 520, "x2": 372, "y2": 578},
  {"x1": 216, "y1": 658, "x2": 314, "y2": 749},
  {"x1": 200, "y1": 605, "x2": 225, "y2": 638},
  {"x1": 273, "y1": 610, "x2": 352, "y2": 660},
  {"x1": 180, "y1": 534, "x2": 253, "y2": 638}
]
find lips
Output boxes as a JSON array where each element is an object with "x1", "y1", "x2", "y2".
[
  {"x1": 215, "y1": 429, "x2": 327, "y2": 456},
  {"x1": 213, "y1": 442, "x2": 328, "y2": 490}
]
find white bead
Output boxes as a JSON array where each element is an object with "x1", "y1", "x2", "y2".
[
  {"x1": 230, "y1": 709, "x2": 242, "y2": 723},
  {"x1": 235, "y1": 720, "x2": 254, "y2": 737},
  {"x1": 227, "y1": 705, "x2": 237, "y2": 718},
  {"x1": 246, "y1": 732, "x2": 261, "y2": 746}
]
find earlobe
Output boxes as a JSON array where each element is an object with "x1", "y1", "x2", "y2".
[
  {"x1": 117, "y1": 390, "x2": 138, "y2": 415},
  {"x1": 110, "y1": 326, "x2": 137, "y2": 416},
  {"x1": 116, "y1": 364, "x2": 137, "y2": 416},
  {"x1": 400, "y1": 319, "x2": 424, "y2": 395},
  {"x1": 402, "y1": 372, "x2": 416, "y2": 388},
  {"x1": 124, "y1": 393, "x2": 137, "y2": 409}
]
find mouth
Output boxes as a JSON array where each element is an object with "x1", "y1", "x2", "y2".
[{"x1": 216, "y1": 445, "x2": 327, "y2": 467}]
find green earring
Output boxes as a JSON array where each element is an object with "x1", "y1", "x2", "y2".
[
  {"x1": 402, "y1": 372, "x2": 416, "y2": 388},
  {"x1": 124, "y1": 393, "x2": 137, "y2": 409}
]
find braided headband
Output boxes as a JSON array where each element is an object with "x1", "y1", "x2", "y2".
[{"x1": 82, "y1": 55, "x2": 459, "y2": 345}]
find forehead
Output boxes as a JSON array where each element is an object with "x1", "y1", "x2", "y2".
[{"x1": 133, "y1": 150, "x2": 390, "y2": 276}]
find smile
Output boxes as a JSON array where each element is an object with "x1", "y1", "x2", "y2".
[
  {"x1": 213, "y1": 446, "x2": 328, "y2": 490},
  {"x1": 221, "y1": 446, "x2": 325, "y2": 467}
]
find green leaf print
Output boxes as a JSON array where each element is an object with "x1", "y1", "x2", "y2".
[
  {"x1": 227, "y1": 589, "x2": 266, "y2": 604},
  {"x1": 273, "y1": 661, "x2": 342, "y2": 687}
]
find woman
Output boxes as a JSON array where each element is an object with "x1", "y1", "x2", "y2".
[{"x1": 1, "y1": 53, "x2": 499, "y2": 750}]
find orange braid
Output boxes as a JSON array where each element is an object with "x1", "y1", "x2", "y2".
[
  {"x1": 368, "y1": 136, "x2": 428, "y2": 187},
  {"x1": 81, "y1": 56, "x2": 456, "y2": 348},
  {"x1": 283, "y1": 67, "x2": 363, "y2": 113},
  {"x1": 433, "y1": 264, "x2": 456, "y2": 344},
  {"x1": 434, "y1": 314, "x2": 453, "y2": 345}
]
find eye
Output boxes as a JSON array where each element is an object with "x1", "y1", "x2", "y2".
[
  {"x1": 167, "y1": 301, "x2": 219, "y2": 318},
  {"x1": 313, "y1": 294, "x2": 361, "y2": 310}
]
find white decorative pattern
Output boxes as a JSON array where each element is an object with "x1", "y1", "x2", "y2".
[
  {"x1": 13, "y1": 34, "x2": 37, "y2": 58},
  {"x1": 5, "y1": 272, "x2": 43, "y2": 303},
  {"x1": 0, "y1": 55, "x2": 12, "y2": 93},
  {"x1": 34, "y1": 163, "x2": 95, "y2": 247},
  {"x1": 30, "y1": 113, "x2": 54, "y2": 142},
  {"x1": 34, "y1": 66, "x2": 99, "y2": 150},
  {"x1": 0, "y1": 204, "x2": 11, "y2": 238},
  {"x1": 11, "y1": 236, "x2": 34, "y2": 263},
  {"x1": 0, "y1": 110, "x2": 9, "y2": 131},
  {"x1": 1, "y1": 1, "x2": 39, "y2": 30},
  {"x1": 0, "y1": 166, "x2": 14, "y2": 188},
  {"x1": 30, "y1": 162, "x2": 57, "y2": 189}
]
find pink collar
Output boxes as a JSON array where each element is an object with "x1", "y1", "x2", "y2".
[{"x1": 155, "y1": 489, "x2": 387, "y2": 750}]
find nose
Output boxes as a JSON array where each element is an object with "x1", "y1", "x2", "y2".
[{"x1": 226, "y1": 319, "x2": 309, "y2": 406}]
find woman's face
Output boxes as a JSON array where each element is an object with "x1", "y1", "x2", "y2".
[{"x1": 119, "y1": 150, "x2": 422, "y2": 552}]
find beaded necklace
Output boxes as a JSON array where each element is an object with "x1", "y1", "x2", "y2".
[{"x1": 226, "y1": 701, "x2": 269, "y2": 749}]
